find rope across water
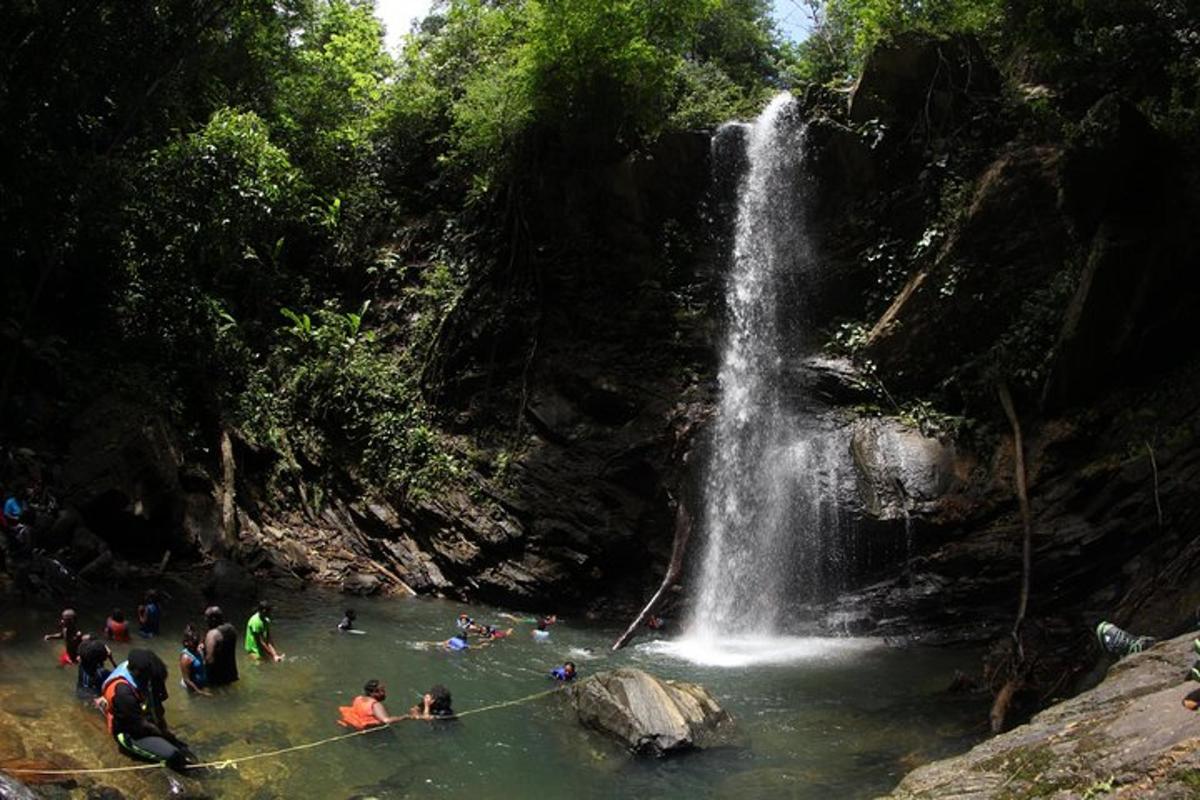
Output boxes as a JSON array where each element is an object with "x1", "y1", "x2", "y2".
[{"x1": 3, "y1": 687, "x2": 563, "y2": 777}]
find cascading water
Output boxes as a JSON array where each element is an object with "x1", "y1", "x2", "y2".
[{"x1": 656, "y1": 93, "x2": 868, "y2": 667}]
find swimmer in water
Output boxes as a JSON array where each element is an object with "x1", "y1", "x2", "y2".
[{"x1": 549, "y1": 661, "x2": 577, "y2": 682}]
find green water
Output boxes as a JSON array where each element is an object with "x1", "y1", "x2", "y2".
[{"x1": 0, "y1": 585, "x2": 985, "y2": 798}]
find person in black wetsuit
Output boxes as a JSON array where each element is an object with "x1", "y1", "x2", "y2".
[
  {"x1": 101, "y1": 649, "x2": 195, "y2": 770},
  {"x1": 202, "y1": 605, "x2": 238, "y2": 687}
]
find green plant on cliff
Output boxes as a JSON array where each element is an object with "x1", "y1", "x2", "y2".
[{"x1": 241, "y1": 303, "x2": 458, "y2": 498}]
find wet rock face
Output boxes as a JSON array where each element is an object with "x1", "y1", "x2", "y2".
[
  {"x1": 566, "y1": 668, "x2": 731, "y2": 757},
  {"x1": 850, "y1": 418, "x2": 962, "y2": 519},
  {"x1": 884, "y1": 633, "x2": 1200, "y2": 799}
]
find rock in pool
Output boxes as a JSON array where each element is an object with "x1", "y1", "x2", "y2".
[{"x1": 565, "y1": 668, "x2": 731, "y2": 757}]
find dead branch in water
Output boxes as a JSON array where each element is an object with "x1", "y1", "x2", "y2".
[{"x1": 612, "y1": 499, "x2": 692, "y2": 651}]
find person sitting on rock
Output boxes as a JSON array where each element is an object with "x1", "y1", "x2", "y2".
[
  {"x1": 101, "y1": 649, "x2": 195, "y2": 770},
  {"x1": 245, "y1": 600, "x2": 284, "y2": 662},
  {"x1": 105, "y1": 608, "x2": 131, "y2": 643},
  {"x1": 338, "y1": 679, "x2": 408, "y2": 729},
  {"x1": 203, "y1": 606, "x2": 239, "y2": 686},
  {"x1": 44, "y1": 608, "x2": 84, "y2": 665},
  {"x1": 77, "y1": 637, "x2": 115, "y2": 697},
  {"x1": 409, "y1": 685, "x2": 454, "y2": 720},
  {"x1": 179, "y1": 625, "x2": 210, "y2": 696},
  {"x1": 137, "y1": 590, "x2": 162, "y2": 638},
  {"x1": 549, "y1": 662, "x2": 577, "y2": 682}
]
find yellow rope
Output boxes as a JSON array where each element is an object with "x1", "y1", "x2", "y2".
[{"x1": 3, "y1": 687, "x2": 563, "y2": 777}]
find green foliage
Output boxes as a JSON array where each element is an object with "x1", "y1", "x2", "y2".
[
  {"x1": 790, "y1": 0, "x2": 1005, "y2": 85},
  {"x1": 119, "y1": 109, "x2": 303, "y2": 397},
  {"x1": 241, "y1": 304, "x2": 458, "y2": 496},
  {"x1": 385, "y1": 0, "x2": 786, "y2": 195}
]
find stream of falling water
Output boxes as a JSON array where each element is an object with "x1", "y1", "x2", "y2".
[{"x1": 670, "y1": 93, "x2": 851, "y2": 665}]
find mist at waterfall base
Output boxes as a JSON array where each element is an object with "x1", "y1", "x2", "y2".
[{"x1": 659, "y1": 93, "x2": 870, "y2": 668}]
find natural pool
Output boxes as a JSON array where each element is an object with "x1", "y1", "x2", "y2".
[{"x1": 0, "y1": 584, "x2": 985, "y2": 798}]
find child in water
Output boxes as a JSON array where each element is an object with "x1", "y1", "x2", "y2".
[
  {"x1": 105, "y1": 608, "x2": 131, "y2": 643},
  {"x1": 44, "y1": 608, "x2": 84, "y2": 664},
  {"x1": 532, "y1": 620, "x2": 550, "y2": 641},
  {"x1": 338, "y1": 609, "x2": 357, "y2": 632},
  {"x1": 444, "y1": 631, "x2": 471, "y2": 651},
  {"x1": 77, "y1": 637, "x2": 115, "y2": 697},
  {"x1": 549, "y1": 662, "x2": 577, "y2": 682},
  {"x1": 409, "y1": 685, "x2": 454, "y2": 719}
]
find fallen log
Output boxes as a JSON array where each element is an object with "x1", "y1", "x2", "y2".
[{"x1": 612, "y1": 500, "x2": 692, "y2": 651}]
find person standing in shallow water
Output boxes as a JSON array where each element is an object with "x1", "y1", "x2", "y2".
[
  {"x1": 44, "y1": 608, "x2": 83, "y2": 665},
  {"x1": 137, "y1": 590, "x2": 162, "y2": 638},
  {"x1": 179, "y1": 625, "x2": 210, "y2": 695},
  {"x1": 204, "y1": 606, "x2": 239, "y2": 686},
  {"x1": 245, "y1": 600, "x2": 284, "y2": 662}
]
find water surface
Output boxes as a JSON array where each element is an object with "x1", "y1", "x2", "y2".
[{"x1": 0, "y1": 587, "x2": 984, "y2": 798}]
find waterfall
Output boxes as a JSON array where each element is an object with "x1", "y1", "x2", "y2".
[{"x1": 686, "y1": 92, "x2": 845, "y2": 644}]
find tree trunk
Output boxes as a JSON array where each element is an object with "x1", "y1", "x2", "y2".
[{"x1": 612, "y1": 500, "x2": 692, "y2": 651}]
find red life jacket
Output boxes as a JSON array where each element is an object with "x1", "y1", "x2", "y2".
[
  {"x1": 102, "y1": 676, "x2": 138, "y2": 735},
  {"x1": 337, "y1": 695, "x2": 383, "y2": 730},
  {"x1": 107, "y1": 619, "x2": 130, "y2": 642}
]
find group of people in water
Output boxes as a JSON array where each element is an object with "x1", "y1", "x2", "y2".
[{"x1": 41, "y1": 592, "x2": 578, "y2": 772}]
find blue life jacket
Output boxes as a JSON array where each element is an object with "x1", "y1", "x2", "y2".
[
  {"x1": 550, "y1": 666, "x2": 574, "y2": 681},
  {"x1": 447, "y1": 635, "x2": 469, "y2": 651},
  {"x1": 181, "y1": 647, "x2": 207, "y2": 688},
  {"x1": 103, "y1": 661, "x2": 138, "y2": 693}
]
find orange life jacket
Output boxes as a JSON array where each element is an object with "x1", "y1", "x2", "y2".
[
  {"x1": 102, "y1": 675, "x2": 138, "y2": 735},
  {"x1": 337, "y1": 695, "x2": 383, "y2": 730},
  {"x1": 107, "y1": 619, "x2": 130, "y2": 642}
]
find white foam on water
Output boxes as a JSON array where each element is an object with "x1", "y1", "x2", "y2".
[{"x1": 640, "y1": 634, "x2": 881, "y2": 668}]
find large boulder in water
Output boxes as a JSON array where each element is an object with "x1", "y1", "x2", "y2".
[{"x1": 565, "y1": 668, "x2": 731, "y2": 757}]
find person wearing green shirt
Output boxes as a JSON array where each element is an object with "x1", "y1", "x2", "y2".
[{"x1": 245, "y1": 601, "x2": 284, "y2": 662}]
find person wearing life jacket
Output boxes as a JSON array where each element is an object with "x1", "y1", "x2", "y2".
[
  {"x1": 531, "y1": 620, "x2": 550, "y2": 642},
  {"x1": 444, "y1": 631, "x2": 470, "y2": 651},
  {"x1": 101, "y1": 649, "x2": 194, "y2": 770},
  {"x1": 179, "y1": 625, "x2": 210, "y2": 695},
  {"x1": 549, "y1": 662, "x2": 576, "y2": 682},
  {"x1": 338, "y1": 679, "x2": 407, "y2": 730},
  {"x1": 480, "y1": 625, "x2": 513, "y2": 641},
  {"x1": 408, "y1": 684, "x2": 454, "y2": 720},
  {"x1": 105, "y1": 608, "x2": 131, "y2": 643},
  {"x1": 456, "y1": 613, "x2": 478, "y2": 632},
  {"x1": 203, "y1": 606, "x2": 239, "y2": 686}
]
